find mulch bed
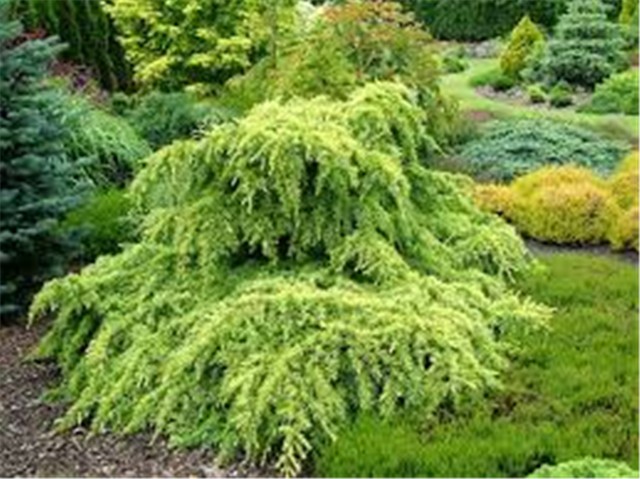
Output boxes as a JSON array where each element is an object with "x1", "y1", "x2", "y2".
[{"x1": 0, "y1": 322, "x2": 256, "y2": 478}]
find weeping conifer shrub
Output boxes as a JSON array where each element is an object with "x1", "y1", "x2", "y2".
[{"x1": 30, "y1": 82, "x2": 550, "y2": 476}]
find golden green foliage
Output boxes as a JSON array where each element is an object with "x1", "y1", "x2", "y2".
[
  {"x1": 499, "y1": 15, "x2": 545, "y2": 78},
  {"x1": 608, "y1": 152, "x2": 639, "y2": 249},
  {"x1": 104, "y1": 0, "x2": 298, "y2": 91},
  {"x1": 476, "y1": 157, "x2": 639, "y2": 250},
  {"x1": 473, "y1": 184, "x2": 514, "y2": 216},
  {"x1": 30, "y1": 83, "x2": 549, "y2": 476}
]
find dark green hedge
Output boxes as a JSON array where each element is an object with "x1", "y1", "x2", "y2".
[
  {"x1": 401, "y1": 0, "x2": 622, "y2": 41},
  {"x1": 11, "y1": 0, "x2": 132, "y2": 91}
]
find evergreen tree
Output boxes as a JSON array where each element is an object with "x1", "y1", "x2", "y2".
[
  {"x1": 500, "y1": 15, "x2": 545, "y2": 79},
  {"x1": 0, "y1": 9, "x2": 79, "y2": 320},
  {"x1": 539, "y1": 0, "x2": 626, "y2": 87}
]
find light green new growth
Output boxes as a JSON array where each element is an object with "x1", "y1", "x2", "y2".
[{"x1": 30, "y1": 82, "x2": 550, "y2": 476}]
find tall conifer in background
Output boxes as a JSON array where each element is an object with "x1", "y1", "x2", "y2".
[{"x1": 10, "y1": 0, "x2": 132, "y2": 91}]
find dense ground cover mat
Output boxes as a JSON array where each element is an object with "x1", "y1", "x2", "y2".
[
  {"x1": 29, "y1": 82, "x2": 549, "y2": 476},
  {"x1": 315, "y1": 253, "x2": 639, "y2": 477},
  {"x1": 458, "y1": 118, "x2": 627, "y2": 181}
]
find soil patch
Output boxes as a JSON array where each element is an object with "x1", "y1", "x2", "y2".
[{"x1": 0, "y1": 322, "x2": 259, "y2": 477}]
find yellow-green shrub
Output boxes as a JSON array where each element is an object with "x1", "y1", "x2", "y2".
[
  {"x1": 476, "y1": 159, "x2": 639, "y2": 250},
  {"x1": 609, "y1": 152, "x2": 639, "y2": 209},
  {"x1": 499, "y1": 15, "x2": 545, "y2": 79},
  {"x1": 474, "y1": 184, "x2": 514, "y2": 216},
  {"x1": 607, "y1": 152, "x2": 638, "y2": 249},
  {"x1": 509, "y1": 167, "x2": 615, "y2": 244}
]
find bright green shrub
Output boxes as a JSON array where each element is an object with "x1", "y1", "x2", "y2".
[
  {"x1": 10, "y1": 0, "x2": 132, "y2": 91},
  {"x1": 500, "y1": 15, "x2": 545, "y2": 79},
  {"x1": 0, "y1": 11, "x2": 81, "y2": 320},
  {"x1": 29, "y1": 83, "x2": 549, "y2": 476},
  {"x1": 527, "y1": 84, "x2": 547, "y2": 103},
  {"x1": 608, "y1": 205, "x2": 639, "y2": 250},
  {"x1": 528, "y1": 458, "x2": 638, "y2": 477},
  {"x1": 582, "y1": 70, "x2": 639, "y2": 115},
  {"x1": 60, "y1": 93, "x2": 151, "y2": 186},
  {"x1": 458, "y1": 119, "x2": 627, "y2": 181},
  {"x1": 549, "y1": 81, "x2": 574, "y2": 107},
  {"x1": 104, "y1": 0, "x2": 298, "y2": 92},
  {"x1": 61, "y1": 188, "x2": 135, "y2": 261},
  {"x1": 537, "y1": 0, "x2": 627, "y2": 88},
  {"x1": 120, "y1": 91, "x2": 231, "y2": 149}
]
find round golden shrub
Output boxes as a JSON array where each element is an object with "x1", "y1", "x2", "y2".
[
  {"x1": 475, "y1": 160, "x2": 638, "y2": 250},
  {"x1": 609, "y1": 152, "x2": 639, "y2": 210},
  {"x1": 608, "y1": 152, "x2": 638, "y2": 250},
  {"x1": 474, "y1": 184, "x2": 514, "y2": 215},
  {"x1": 609, "y1": 205, "x2": 639, "y2": 250},
  {"x1": 504, "y1": 166, "x2": 617, "y2": 244}
]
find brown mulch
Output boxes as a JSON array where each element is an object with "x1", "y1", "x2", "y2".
[{"x1": 0, "y1": 322, "x2": 251, "y2": 478}]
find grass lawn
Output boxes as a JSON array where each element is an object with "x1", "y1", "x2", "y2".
[
  {"x1": 315, "y1": 252, "x2": 639, "y2": 477},
  {"x1": 442, "y1": 58, "x2": 639, "y2": 144}
]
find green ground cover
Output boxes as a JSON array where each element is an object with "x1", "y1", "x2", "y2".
[{"x1": 316, "y1": 252, "x2": 639, "y2": 477}]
